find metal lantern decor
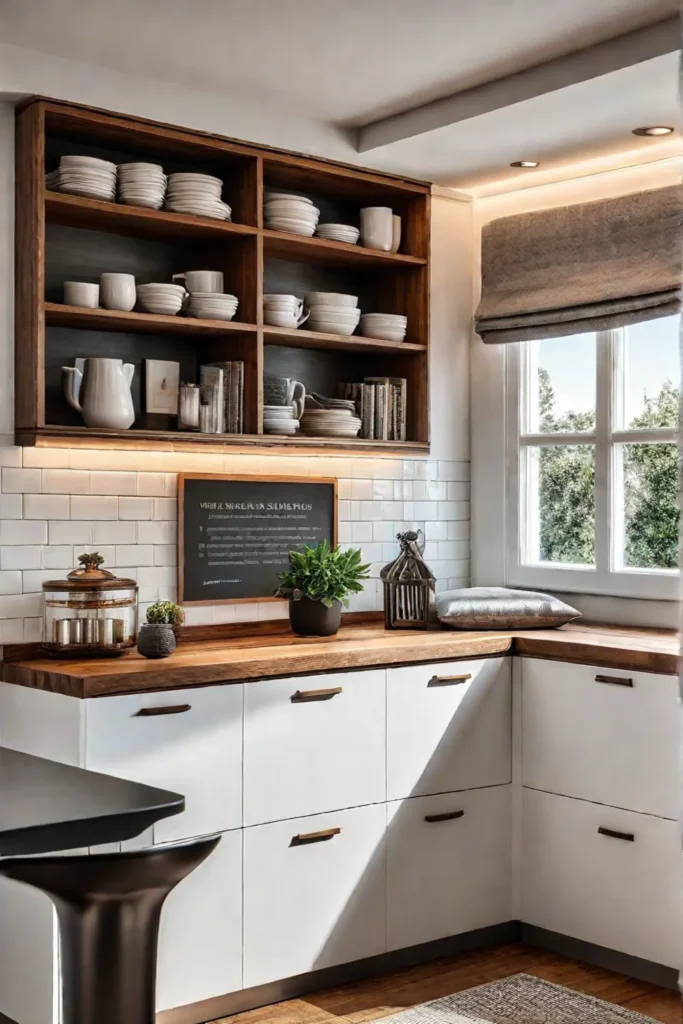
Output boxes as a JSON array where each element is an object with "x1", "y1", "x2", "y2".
[{"x1": 381, "y1": 529, "x2": 436, "y2": 630}]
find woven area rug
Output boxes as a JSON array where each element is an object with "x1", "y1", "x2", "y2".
[{"x1": 378, "y1": 974, "x2": 659, "y2": 1024}]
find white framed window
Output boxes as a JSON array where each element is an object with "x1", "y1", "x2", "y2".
[{"x1": 505, "y1": 315, "x2": 679, "y2": 600}]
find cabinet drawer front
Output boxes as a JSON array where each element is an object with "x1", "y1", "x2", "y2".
[
  {"x1": 386, "y1": 658, "x2": 511, "y2": 801},
  {"x1": 522, "y1": 659, "x2": 679, "y2": 818},
  {"x1": 157, "y1": 829, "x2": 242, "y2": 1011},
  {"x1": 243, "y1": 804, "x2": 386, "y2": 987},
  {"x1": 85, "y1": 686, "x2": 243, "y2": 843},
  {"x1": 243, "y1": 669, "x2": 385, "y2": 826},
  {"x1": 522, "y1": 788, "x2": 682, "y2": 968},
  {"x1": 387, "y1": 785, "x2": 512, "y2": 951}
]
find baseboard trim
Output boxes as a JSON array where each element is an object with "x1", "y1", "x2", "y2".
[
  {"x1": 156, "y1": 922, "x2": 521, "y2": 1024},
  {"x1": 522, "y1": 924, "x2": 680, "y2": 991}
]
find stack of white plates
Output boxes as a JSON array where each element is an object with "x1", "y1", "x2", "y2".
[
  {"x1": 359, "y1": 312, "x2": 407, "y2": 342},
  {"x1": 306, "y1": 292, "x2": 360, "y2": 336},
  {"x1": 263, "y1": 404, "x2": 300, "y2": 436},
  {"x1": 264, "y1": 193, "x2": 320, "y2": 236},
  {"x1": 300, "y1": 408, "x2": 361, "y2": 438},
  {"x1": 186, "y1": 292, "x2": 239, "y2": 321},
  {"x1": 315, "y1": 223, "x2": 360, "y2": 244},
  {"x1": 118, "y1": 162, "x2": 166, "y2": 209},
  {"x1": 48, "y1": 155, "x2": 117, "y2": 201},
  {"x1": 165, "y1": 173, "x2": 231, "y2": 220},
  {"x1": 137, "y1": 283, "x2": 186, "y2": 316}
]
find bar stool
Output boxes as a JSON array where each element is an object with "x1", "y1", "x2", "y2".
[{"x1": 0, "y1": 833, "x2": 220, "y2": 1024}]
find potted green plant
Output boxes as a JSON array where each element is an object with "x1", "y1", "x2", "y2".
[
  {"x1": 137, "y1": 601, "x2": 185, "y2": 659},
  {"x1": 275, "y1": 540, "x2": 370, "y2": 637}
]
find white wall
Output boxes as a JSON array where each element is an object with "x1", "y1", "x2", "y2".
[
  {"x1": 470, "y1": 157, "x2": 683, "y2": 627},
  {"x1": 0, "y1": 82, "x2": 473, "y2": 641}
]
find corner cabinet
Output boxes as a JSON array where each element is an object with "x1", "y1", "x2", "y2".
[{"x1": 15, "y1": 98, "x2": 431, "y2": 454}]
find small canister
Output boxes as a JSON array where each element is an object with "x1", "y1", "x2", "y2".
[{"x1": 54, "y1": 619, "x2": 71, "y2": 646}]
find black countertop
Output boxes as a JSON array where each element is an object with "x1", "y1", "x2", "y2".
[{"x1": 0, "y1": 747, "x2": 184, "y2": 856}]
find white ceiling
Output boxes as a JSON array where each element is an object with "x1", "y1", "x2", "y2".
[
  {"x1": 0, "y1": 0, "x2": 680, "y2": 191},
  {"x1": 0, "y1": 0, "x2": 679, "y2": 124}
]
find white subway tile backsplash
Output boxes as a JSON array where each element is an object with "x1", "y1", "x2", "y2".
[
  {"x1": 137, "y1": 521, "x2": 176, "y2": 545},
  {"x1": 136, "y1": 473, "x2": 167, "y2": 497},
  {"x1": 360, "y1": 501, "x2": 382, "y2": 521},
  {"x1": 351, "y1": 522, "x2": 373, "y2": 543},
  {"x1": 0, "y1": 570, "x2": 22, "y2": 594},
  {"x1": 0, "y1": 495, "x2": 22, "y2": 519},
  {"x1": 22, "y1": 448, "x2": 69, "y2": 469},
  {"x1": 49, "y1": 521, "x2": 92, "y2": 546},
  {"x1": 93, "y1": 521, "x2": 136, "y2": 545},
  {"x1": 1, "y1": 546, "x2": 42, "y2": 570},
  {"x1": 427, "y1": 481, "x2": 448, "y2": 501},
  {"x1": 0, "y1": 619, "x2": 26, "y2": 643},
  {"x1": 371, "y1": 479, "x2": 393, "y2": 500},
  {"x1": 42, "y1": 469, "x2": 90, "y2": 494},
  {"x1": 115, "y1": 545, "x2": 155, "y2": 567},
  {"x1": 23, "y1": 617, "x2": 44, "y2": 642},
  {"x1": 438, "y1": 540, "x2": 470, "y2": 560},
  {"x1": 154, "y1": 545, "x2": 177, "y2": 567},
  {"x1": 70, "y1": 495, "x2": 119, "y2": 520},
  {"x1": 437, "y1": 501, "x2": 470, "y2": 521},
  {"x1": 447, "y1": 482, "x2": 470, "y2": 501},
  {"x1": 0, "y1": 592, "x2": 42, "y2": 617},
  {"x1": 3, "y1": 468, "x2": 41, "y2": 493},
  {"x1": 21, "y1": 570, "x2": 61, "y2": 595},
  {"x1": 90, "y1": 472, "x2": 137, "y2": 496},
  {"x1": 425, "y1": 520, "x2": 448, "y2": 541},
  {"x1": 0, "y1": 520, "x2": 48, "y2": 545},
  {"x1": 42, "y1": 546, "x2": 75, "y2": 569},
  {"x1": 119, "y1": 497, "x2": 154, "y2": 520},
  {"x1": 372, "y1": 521, "x2": 395, "y2": 542},
  {"x1": 351, "y1": 479, "x2": 372, "y2": 500},
  {"x1": 0, "y1": 448, "x2": 22, "y2": 468},
  {"x1": 24, "y1": 494, "x2": 70, "y2": 520},
  {"x1": 337, "y1": 480, "x2": 353, "y2": 500},
  {"x1": 413, "y1": 500, "x2": 437, "y2": 520},
  {"x1": 337, "y1": 522, "x2": 352, "y2": 543},
  {"x1": 153, "y1": 498, "x2": 175, "y2": 520},
  {"x1": 137, "y1": 566, "x2": 176, "y2": 588},
  {"x1": 447, "y1": 520, "x2": 470, "y2": 540}
]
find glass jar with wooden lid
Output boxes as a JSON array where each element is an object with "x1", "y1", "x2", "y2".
[{"x1": 42, "y1": 553, "x2": 138, "y2": 657}]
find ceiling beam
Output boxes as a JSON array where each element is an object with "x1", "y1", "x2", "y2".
[{"x1": 358, "y1": 16, "x2": 680, "y2": 153}]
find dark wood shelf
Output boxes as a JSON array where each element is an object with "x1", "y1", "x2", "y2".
[
  {"x1": 263, "y1": 324, "x2": 426, "y2": 354},
  {"x1": 45, "y1": 191, "x2": 258, "y2": 243},
  {"x1": 20, "y1": 425, "x2": 429, "y2": 455},
  {"x1": 45, "y1": 302, "x2": 257, "y2": 338},
  {"x1": 262, "y1": 229, "x2": 427, "y2": 268}
]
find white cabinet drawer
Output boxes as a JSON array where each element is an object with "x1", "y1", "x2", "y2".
[
  {"x1": 387, "y1": 785, "x2": 512, "y2": 951},
  {"x1": 243, "y1": 670, "x2": 385, "y2": 826},
  {"x1": 243, "y1": 804, "x2": 386, "y2": 987},
  {"x1": 85, "y1": 685, "x2": 243, "y2": 843},
  {"x1": 521, "y1": 659, "x2": 679, "y2": 818},
  {"x1": 157, "y1": 830, "x2": 242, "y2": 1011},
  {"x1": 522, "y1": 788, "x2": 682, "y2": 968},
  {"x1": 386, "y1": 658, "x2": 511, "y2": 801}
]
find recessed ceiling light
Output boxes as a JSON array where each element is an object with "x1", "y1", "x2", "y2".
[
  {"x1": 632, "y1": 125, "x2": 674, "y2": 137},
  {"x1": 510, "y1": 160, "x2": 539, "y2": 168}
]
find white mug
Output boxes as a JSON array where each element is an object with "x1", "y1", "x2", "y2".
[
  {"x1": 100, "y1": 273, "x2": 136, "y2": 312},
  {"x1": 360, "y1": 207, "x2": 393, "y2": 251},
  {"x1": 64, "y1": 281, "x2": 99, "y2": 308},
  {"x1": 264, "y1": 307, "x2": 309, "y2": 328},
  {"x1": 173, "y1": 270, "x2": 224, "y2": 294}
]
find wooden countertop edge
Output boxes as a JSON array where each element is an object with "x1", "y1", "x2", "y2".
[{"x1": 0, "y1": 624, "x2": 678, "y2": 697}]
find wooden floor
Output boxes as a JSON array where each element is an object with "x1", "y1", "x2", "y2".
[{"x1": 219, "y1": 945, "x2": 681, "y2": 1024}]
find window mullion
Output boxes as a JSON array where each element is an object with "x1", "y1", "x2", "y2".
[{"x1": 594, "y1": 329, "x2": 614, "y2": 576}]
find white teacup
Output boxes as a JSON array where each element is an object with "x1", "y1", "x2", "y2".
[
  {"x1": 264, "y1": 307, "x2": 309, "y2": 328},
  {"x1": 100, "y1": 273, "x2": 136, "y2": 312},
  {"x1": 64, "y1": 281, "x2": 99, "y2": 308},
  {"x1": 172, "y1": 270, "x2": 224, "y2": 294}
]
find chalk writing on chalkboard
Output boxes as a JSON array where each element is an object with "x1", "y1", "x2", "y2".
[{"x1": 178, "y1": 475, "x2": 337, "y2": 603}]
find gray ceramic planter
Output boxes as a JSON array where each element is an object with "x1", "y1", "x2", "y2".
[
  {"x1": 137, "y1": 623, "x2": 177, "y2": 659},
  {"x1": 288, "y1": 597, "x2": 342, "y2": 637}
]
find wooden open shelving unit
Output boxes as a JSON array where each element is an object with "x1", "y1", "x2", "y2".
[{"x1": 15, "y1": 98, "x2": 431, "y2": 453}]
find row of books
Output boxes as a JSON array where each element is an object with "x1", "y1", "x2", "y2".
[
  {"x1": 338, "y1": 377, "x2": 407, "y2": 441},
  {"x1": 199, "y1": 362, "x2": 245, "y2": 434}
]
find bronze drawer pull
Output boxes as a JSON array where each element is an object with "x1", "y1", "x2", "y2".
[
  {"x1": 292, "y1": 827, "x2": 341, "y2": 845},
  {"x1": 291, "y1": 687, "x2": 343, "y2": 702},
  {"x1": 428, "y1": 674, "x2": 472, "y2": 687},
  {"x1": 136, "y1": 704, "x2": 191, "y2": 716},
  {"x1": 425, "y1": 810, "x2": 465, "y2": 823},
  {"x1": 598, "y1": 826, "x2": 635, "y2": 842},
  {"x1": 595, "y1": 674, "x2": 633, "y2": 688}
]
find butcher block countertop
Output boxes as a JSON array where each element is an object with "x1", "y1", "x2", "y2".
[{"x1": 0, "y1": 622, "x2": 678, "y2": 698}]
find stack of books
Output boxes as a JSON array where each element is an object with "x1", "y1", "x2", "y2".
[
  {"x1": 199, "y1": 361, "x2": 245, "y2": 434},
  {"x1": 337, "y1": 377, "x2": 407, "y2": 441}
]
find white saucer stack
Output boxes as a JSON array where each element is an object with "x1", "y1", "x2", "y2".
[
  {"x1": 300, "y1": 407, "x2": 361, "y2": 438},
  {"x1": 186, "y1": 292, "x2": 239, "y2": 321},
  {"x1": 264, "y1": 193, "x2": 320, "y2": 236},
  {"x1": 315, "y1": 223, "x2": 360, "y2": 244},
  {"x1": 118, "y1": 162, "x2": 166, "y2": 209},
  {"x1": 263, "y1": 405, "x2": 300, "y2": 436},
  {"x1": 166, "y1": 173, "x2": 231, "y2": 220},
  {"x1": 359, "y1": 312, "x2": 407, "y2": 342},
  {"x1": 136, "y1": 283, "x2": 186, "y2": 316},
  {"x1": 48, "y1": 155, "x2": 117, "y2": 201}
]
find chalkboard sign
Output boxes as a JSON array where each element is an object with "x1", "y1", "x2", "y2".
[{"x1": 178, "y1": 475, "x2": 337, "y2": 604}]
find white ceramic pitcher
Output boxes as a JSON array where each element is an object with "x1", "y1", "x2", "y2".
[{"x1": 62, "y1": 358, "x2": 135, "y2": 429}]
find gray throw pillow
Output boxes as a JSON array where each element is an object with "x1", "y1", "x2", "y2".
[{"x1": 436, "y1": 587, "x2": 581, "y2": 630}]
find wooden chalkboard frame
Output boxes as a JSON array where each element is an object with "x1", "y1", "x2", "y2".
[{"x1": 177, "y1": 474, "x2": 338, "y2": 605}]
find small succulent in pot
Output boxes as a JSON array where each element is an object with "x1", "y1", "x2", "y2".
[
  {"x1": 137, "y1": 601, "x2": 185, "y2": 659},
  {"x1": 275, "y1": 540, "x2": 370, "y2": 637}
]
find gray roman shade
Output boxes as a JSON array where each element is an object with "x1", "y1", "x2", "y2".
[{"x1": 474, "y1": 185, "x2": 683, "y2": 344}]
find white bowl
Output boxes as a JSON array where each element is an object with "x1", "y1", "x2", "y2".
[
  {"x1": 61, "y1": 155, "x2": 116, "y2": 172},
  {"x1": 308, "y1": 309, "x2": 360, "y2": 323},
  {"x1": 359, "y1": 326, "x2": 406, "y2": 341},
  {"x1": 265, "y1": 192, "x2": 312, "y2": 204},
  {"x1": 360, "y1": 314, "x2": 407, "y2": 325},
  {"x1": 305, "y1": 292, "x2": 357, "y2": 307},
  {"x1": 306, "y1": 319, "x2": 357, "y2": 336},
  {"x1": 266, "y1": 222, "x2": 316, "y2": 237},
  {"x1": 168, "y1": 171, "x2": 222, "y2": 185},
  {"x1": 265, "y1": 212, "x2": 319, "y2": 224},
  {"x1": 138, "y1": 297, "x2": 184, "y2": 315}
]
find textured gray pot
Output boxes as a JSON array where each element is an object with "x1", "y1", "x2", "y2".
[
  {"x1": 289, "y1": 597, "x2": 342, "y2": 637},
  {"x1": 137, "y1": 623, "x2": 177, "y2": 659}
]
